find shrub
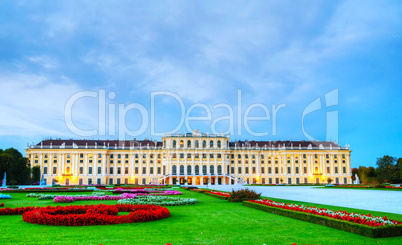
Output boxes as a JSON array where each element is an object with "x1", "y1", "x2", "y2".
[
  {"x1": 229, "y1": 188, "x2": 261, "y2": 202},
  {"x1": 26, "y1": 193, "x2": 39, "y2": 198},
  {"x1": 0, "y1": 194, "x2": 12, "y2": 199}
]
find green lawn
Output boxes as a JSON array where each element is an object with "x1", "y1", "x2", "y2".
[{"x1": 0, "y1": 189, "x2": 401, "y2": 245}]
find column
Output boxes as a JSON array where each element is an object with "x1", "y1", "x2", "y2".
[
  {"x1": 71, "y1": 153, "x2": 75, "y2": 175},
  {"x1": 49, "y1": 154, "x2": 52, "y2": 177},
  {"x1": 84, "y1": 154, "x2": 88, "y2": 175},
  {"x1": 39, "y1": 154, "x2": 43, "y2": 175},
  {"x1": 103, "y1": 154, "x2": 106, "y2": 175},
  {"x1": 61, "y1": 154, "x2": 65, "y2": 175}
]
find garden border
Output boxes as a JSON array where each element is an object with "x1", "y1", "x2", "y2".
[
  {"x1": 243, "y1": 201, "x2": 402, "y2": 238},
  {"x1": 204, "y1": 192, "x2": 228, "y2": 200}
]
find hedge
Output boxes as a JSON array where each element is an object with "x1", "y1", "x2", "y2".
[
  {"x1": 204, "y1": 192, "x2": 228, "y2": 200},
  {"x1": 243, "y1": 201, "x2": 402, "y2": 238}
]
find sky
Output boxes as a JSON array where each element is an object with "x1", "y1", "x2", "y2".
[{"x1": 0, "y1": 0, "x2": 401, "y2": 168}]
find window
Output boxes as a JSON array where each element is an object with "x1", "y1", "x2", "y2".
[
  {"x1": 203, "y1": 140, "x2": 206, "y2": 148},
  {"x1": 43, "y1": 167, "x2": 48, "y2": 174},
  {"x1": 210, "y1": 140, "x2": 214, "y2": 148},
  {"x1": 79, "y1": 167, "x2": 83, "y2": 174},
  {"x1": 80, "y1": 153, "x2": 84, "y2": 158},
  {"x1": 295, "y1": 167, "x2": 299, "y2": 174},
  {"x1": 180, "y1": 140, "x2": 184, "y2": 148},
  {"x1": 125, "y1": 167, "x2": 129, "y2": 174},
  {"x1": 335, "y1": 177, "x2": 339, "y2": 184},
  {"x1": 142, "y1": 167, "x2": 146, "y2": 174},
  {"x1": 296, "y1": 178, "x2": 300, "y2": 184},
  {"x1": 135, "y1": 167, "x2": 139, "y2": 174},
  {"x1": 303, "y1": 167, "x2": 307, "y2": 174},
  {"x1": 150, "y1": 167, "x2": 154, "y2": 174},
  {"x1": 269, "y1": 178, "x2": 272, "y2": 184},
  {"x1": 245, "y1": 167, "x2": 249, "y2": 174},
  {"x1": 287, "y1": 167, "x2": 291, "y2": 174},
  {"x1": 217, "y1": 165, "x2": 222, "y2": 174},
  {"x1": 118, "y1": 154, "x2": 121, "y2": 159},
  {"x1": 53, "y1": 166, "x2": 57, "y2": 174},
  {"x1": 187, "y1": 140, "x2": 191, "y2": 148},
  {"x1": 109, "y1": 178, "x2": 113, "y2": 185},
  {"x1": 180, "y1": 165, "x2": 185, "y2": 175},
  {"x1": 231, "y1": 167, "x2": 234, "y2": 174},
  {"x1": 210, "y1": 154, "x2": 214, "y2": 158},
  {"x1": 79, "y1": 178, "x2": 83, "y2": 185},
  {"x1": 335, "y1": 167, "x2": 338, "y2": 174},
  {"x1": 210, "y1": 165, "x2": 214, "y2": 174},
  {"x1": 203, "y1": 165, "x2": 207, "y2": 175},
  {"x1": 195, "y1": 140, "x2": 199, "y2": 148},
  {"x1": 88, "y1": 167, "x2": 92, "y2": 175},
  {"x1": 327, "y1": 167, "x2": 330, "y2": 173},
  {"x1": 53, "y1": 159, "x2": 57, "y2": 163},
  {"x1": 173, "y1": 140, "x2": 176, "y2": 148},
  {"x1": 252, "y1": 167, "x2": 256, "y2": 174},
  {"x1": 110, "y1": 167, "x2": 113, "y2": 174},
  {"x1": 245, "y1": 154, "x2": 248, "y2": 159},
  {"x1": 217, "y1": 154, "x2": 221, "y2": 158},
  {"x1": 34, "y1": 160, "x2": 38, "y2": 163},
  {"x1": 344, "y1": 177, "x2": 347, "y2": 184},
  {"x1": 172, "y1": 165, "x2": 177, "y2": 175},
  {"x1": 268, "y1": 167, "x2": 272, "y2": 174},
  {"x1": 343, "y1": 167, "x2": 346, "y2": 174},
  {"x1": 275, "y1": 167, "x2": 278, "y2": 174},
  {"x1": 157, "y1": 167, "x2": 161, "y2": 174},
  {"x1": 238, "y1": 167, "x2": 242, "y2": 174},
  {"x1": 44, "y1": 160, "x2": 48, "y2": 164},
  {"x1": 88, "y1": 178, "x2": 92, "y2": 185},
  {"x1": 80, "y1": 160, "x2": 83, "y2": 163},
  {"x1": 288, "y1": 178, "x2": 292, "y2": 184},
  {"x1": 98, "y1": 167, "x2": 102, "y2": 174},
  {"x1": 195, "y1": 165, "x2": 200, "y2": 175},
  {"x1": 217, "y1": 140, "x2": 221, "y2": 148},
  {"x1": 261, "y1": 167, "x2": 265, "y2": 174},
  {"x1": 180, "y1": 153, "x2": 184, "y2": 158},
  {"x1": 97, "y1": 178, "x2": 101, "y2": 185},
  {"x1": 187, "y1": 165, "x2": 191, "y2": 175},
  {"x1": 187, "y1": 153, "x2": 191, "y2": 158},
  {"x1": 117, "y1": 167, "x2": 121, "y2": 175}
]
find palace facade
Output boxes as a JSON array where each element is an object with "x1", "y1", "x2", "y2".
[{"x1": 26, "y1": 131, "x2": 352, "y2": 186}]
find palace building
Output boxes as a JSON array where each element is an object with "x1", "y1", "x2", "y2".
[{"x1": 26, "y1": 131, "x2": 352, "y2": 186}]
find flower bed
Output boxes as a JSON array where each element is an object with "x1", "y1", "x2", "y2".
[
  {"x1": 386, "y1": 186, "x2": 402, "y2": 189},
  {"x1": 205, "y1": 191, "x2": 230, "y2": 200},
  {"x1": 244, "y1": 200, "x2": 402, "y2": 238},
  {"x1": 20, "y1": 204, "x2": 170, "y2": 226},
  {"x1": 53, "y1": 193, "x2": 138, "y2": 203},
  {"x1": 117, "y1": 196, "x2": 197, "y2": 206},
  {"x1": 0, "y1": 194, "x2": 11, "y2": 199}
]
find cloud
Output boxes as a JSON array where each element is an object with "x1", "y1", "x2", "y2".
[{"x1": 0, "y1": 71, "x2": 96, "y2": 137}]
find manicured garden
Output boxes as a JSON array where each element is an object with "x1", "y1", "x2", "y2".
[{"x1": 0, "y1": 189, "x2": 401, "y2": 244}]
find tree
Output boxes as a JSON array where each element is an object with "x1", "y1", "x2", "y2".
[
  {"x1": 32, "y1": 166, "x2": 41, "y2": 183},
  {"x1": 367, "y1": 166, "x2": 377, "y2": 184},
  {"x1": 376, "y1": 155, "x2": 397, "y2": 183},
  {"x1": 327, "y1": 177, "x2": 333, "y2": 184},
  {"x1": 0, "y1": 148, "x2": 31, "y2": 185}
]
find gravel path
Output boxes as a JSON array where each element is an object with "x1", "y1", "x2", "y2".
[{"x1": 198, "y1": 185, "x2": 402, "y2": 214}]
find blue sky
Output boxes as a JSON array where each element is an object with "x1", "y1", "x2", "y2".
[{"x1": 0, "y1": 0, "x2": 401, "y2": 168}]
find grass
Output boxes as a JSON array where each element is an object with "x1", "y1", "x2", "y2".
[{"x1": 0, "y1": 190, "x2": 401, "y2": 244}]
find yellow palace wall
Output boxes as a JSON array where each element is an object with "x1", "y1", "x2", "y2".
[{"x1": 26, "y1": 136, "x2": 352, "y2": 186}]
